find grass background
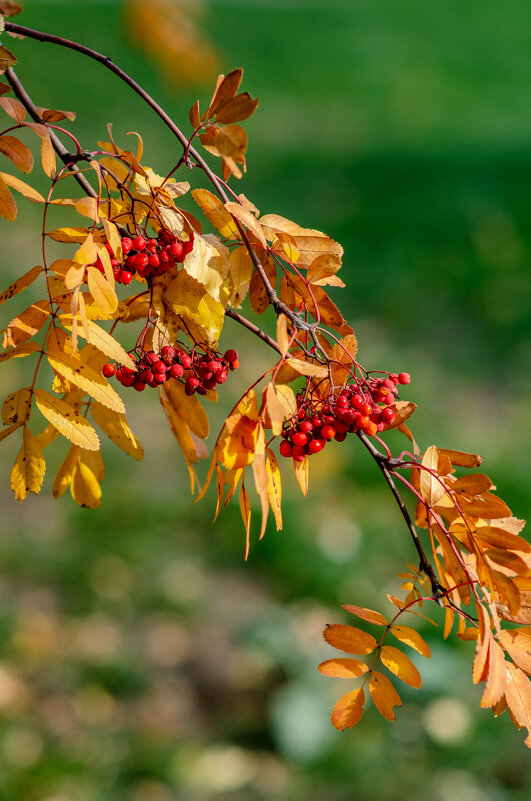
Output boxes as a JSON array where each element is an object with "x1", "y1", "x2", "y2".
[{"x1": 0, "y1": 1, "x2": 530, "y2": 799}]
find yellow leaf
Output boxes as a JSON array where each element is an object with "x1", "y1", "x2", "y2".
[
  {"x1": 420, "y1": 445, "x2": 445, "y2": 506},
  {"x1": 290, "y1": 235, "x2": 343, "y2": 269},
  {"x1": 182, "y1": 233, "x2": 230, "y2": 302},
  {"x1": 224, "y1": 200, "x2": 267, "y2": 248},
  {"x1": 165, "y1": 380, "x2": 209, "y2": 439},
  {"x1": 90, "y1": 401, "x2": 143, "y2": 460},
  {"x1": 40, "y1": 133, "x2": 56, "y2": 179},
  {"x1": 264, "y1": 382, "x2": 296, "y2": 436},
  {"x1": 60, "y1": 315, "x2": 132, "y2": 366},
  {"x1": 293, "y1": 454, "x2": 309, "y2": 497},
  {"x1": 0, "y1": 135, "x2": 33, "y2": 173},
  {"x1": 380, "y1": 645, "x2": 422, "y2": 688},
  {"x1": 258, "y1": 213, "x2": 328, "y2": 242},
  {"x1": 240, "y1": 481, "x2": 251, "y2": 560},
  {"x1": 71, "y1": 457, "x2": 102, "y2": 508},
  {"x1": 0, "y1": 265, "x2": 43, "y2": 308},
  {"x1": 47, "y1": 350, "x2": 125, "y2": 413},
  {"x1": 165, "y1": 269, "x2": 227, "y2": 347},
  {"x1": 382, "y1": 400, "x2": 417, "y2": 431},
  {"x1": 1, "y1": 386, "x2": 31, "y2": 425},
  {"x1": 52, "y1": 444, "x2": 79, "y2": 498},
  {"x1": 0, "y1": 420, "x2": 23, "y2": 443},
  {"x1": 273, "y1": 231, "x2": 299, "y2": 263},
  {"x1": 192, "y1": 188, "x2": 240, "y2": 239},
  {"x1": 86, "y1": 265, "x2": 118, "y2": 315},
  {"x1": 47, "y1": 226, "x2": 104, "y2": 244},
  {"x1": 369, "y1": 671, "x2": 402, "y2": 721},
  {"x1": 265, "y1": 448, "x2": 282, "y2": 531},
  {"x1": 330, "y1": 687, "x2": 365, "y2": 731},
  {"x1": 227, "y1": 244, "x2": 252, "y2": 308},
  {"x1": 34, "y1": 389, "x2": 99, "y2": 451},
  {"x1": 0, "y1": 171, "x2": 44, "y2": 203},
  {"x1": 3, "y1": 300, "x2": 49, "y2": 348},
  {"x1": 330, "y1": 333, "x2": 358, "y2": 366},
  {"x1": 390, "y1": 625, "x2": 431, "y2": 657},
  {"x1": 342, "y1": 605, "x2": 387, "y2": 626},
  {"x1": 323, "y1": 624, "x2": 378, "y2": 655},
  {"x1": 286, "y1": 357, "x2": 328, "y2": 379},
  {"x1": 0, "y1": 340, "x2": 40, "y2": 361},
  {"x1": 318, "y1": 658, "x2": 369, "y2": 678},
  {"x1": 10, "y1": 426, "x2": 45, "y2": 501},
  {"x1": 201, "y1": 125, "x2": 247, "y2": 178},
  {"x1": 307, "y1": 252, "x2": 342, "y2": 284}
]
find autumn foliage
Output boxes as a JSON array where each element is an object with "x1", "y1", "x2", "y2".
[{"x1": 1, "y1": 3, "x2": 530, "y2": 747}]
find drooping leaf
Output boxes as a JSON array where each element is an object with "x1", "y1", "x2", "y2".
[
  {"x1": 0, "y1": 171, "x2": 45, "y2": 203},
  {"x1": 10, "y1": 426, "x2": 46, "y2": 501},
  {"x1": 380, "y1": 645, "x2": 422, "y2": 688},
  {"x1": 369, "y1": 671, "x2": 403, "y2": 721},
  {"x1": 0, "y1": 135, "x2": 33, "y2": 173},
  {"x1": 390, "y1": 625, "x2": 431, "y2": 657},
  {"x1": 342, "y1": 605, "x2": 387, "y2": 626},
  {"x1": 47, "y1": 350, "x2": 125, "y2": 413},
  {"x1": 3, "y1": 300, "x2": 49, "y2": 348},
  {"x1": 330, "y1": 687, "x2": 365, "y2": 731},
  {"x1": 71, "y1": 455, "x2": 102, "y2": 509}
]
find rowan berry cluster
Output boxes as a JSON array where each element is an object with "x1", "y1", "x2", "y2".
[
  {"x1": 93, "y1": 231, "x2": 194, "y2": 287},
  {"x1": 121, "y1": 230, "x2": 194, "y2": 281},
  {"x1": 279, "y1": 372, "x2": 410, "y2": 461},
  {"x1": 102, "y1": 347, "x2": 239, "y2": 395}
]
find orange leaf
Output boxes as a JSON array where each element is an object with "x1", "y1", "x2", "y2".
[
  {"x1": 390, "y1": 625, "x2": 431, "y2": 657},
  {"x1": 330, "y1": 687, "x2": 365, "y2": 731},
  {"x1": 498, "y1": 630, "x2": 531, "y2": 675},
  {"x1": 318, "y1": 658, "x2": 369, "y2": 678},
  {"x1": 480, "y1": 639, "x2": 507, "y2": 709},
  {"x1": 438, "y1": 448, "x2": 482, "y2": 468},
  {"x1": 323, "y1": 624, "x2": 378, "y2": 655},
  {"x1": 369, "y1": 671, "x2": 403, "y2": 721},
  {"x1": 380, "y1": 645, "x2": 422, "y2": 688},
  {"x1": 504, "y1": 663, "x2": 531, "y2": 731},
  {"x1": 0, "y1": 135, "x2": 33, "y2": 173},
  {"x1": 224, "y1": 200, "x2": 267, "y2": 248},
  {"x1": 342, "y1": 604, "x2": 387, "y2": 626},
  {"x1": 293, "y1": 454, "x2": 309, "y2": 497},
  {"x1": 451, "y1": 473, "x2": 494, "y2": 495}
]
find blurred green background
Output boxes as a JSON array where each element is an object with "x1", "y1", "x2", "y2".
[{"x1": 1, "y1": 1, "x2": 531, "y2": 799}]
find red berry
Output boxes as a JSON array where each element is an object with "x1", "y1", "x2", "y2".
[
  {"x1": 133, "y1": 380, "x2": 147, "y2": 392},
  {"x1": 381, "y1": 407, "x2": 395, "y2": 424},
  {"x1": 307, "y1": 438, "x2": 325, "y2": 454},
  {"x1": 145, "y1": 352, "x2": 159, "y2": 365},
  {"x1": 336, "y1": 395, "x2": 348, "y2": 409},
  {"x1": 292, "y1": 432, "x2": 309, "y2": 447},
  {"x1": 102, "y1": 363, "x2": 116, "y2": 378},
  {"x1": 299, "y1": 420, "x2": 313, "y2": 434},
  {"x1": 110, "y1": 258, "x2": 120, "y2": 268},
  {"x1": 169, "y1": 241, "x2": 184, "y2": 260},
  {"x1": 185, "y1": 376, "x2": 200, "y2": 395},
  {"x1": 341, "y1": 410, "x2": 355, "y2": 426},
  {"x1": 132, "y1": 235, "x2": 146, "y2": 251},
  {"x1": 121, "y1": 237, "x2": 133, "y2": 254},
  {"x1": 321, "y1": 424, "x2": 336, "y2": 440},
  {"x1": 117, "y1": 270, "x2": 133, "y2": 285},
  {"x1": 147, "y1": 238, "x2": 158, "y2": 253},
  {"x1": 135, "y1": 252, "x2": 149, "y2": 270},
  {"x1": 398, "y1": 372, "x2": 411, "y2": 385},
  {"x1": 153, "y1": 360, "x2": 167, "y2": 374},
  {"x1": 351, "y1": 394, "x2": 364, "y2": 410},
  {"x1": 291, "y1": 445, "x2": 306, "y2": 462},
  {"x1": 214, "y1": 369, "x2": 227, "y2": 383},
  {"x1": 154, "y1": 372, "x2": 167, "y2": 384},
  {"x1": 161, "y1": 345, "x2": 175, "y2": 362},
  {"x1": 335, "y1": 431, "x2": 347, "y2": 442},
  {"x1": 224, "y1": 349, "x2": 238, "y2": 363},
  {"x1": 229, "y1": 359, "x2": 239, "y2": 370},
  {"x1": 159, "y1": 249, "x2": 170, "y2": 263},
  {"x1": 121, "y1": 373, "x2": 135, "y2": 388},
  {"x1": 139, "y1": 369, "x2": 154, "y2": 384},
  {"x1": 170, "y1": 363, "x2": 184, "y2": 379},
  {"x1": 148, "y1": 253, "x2": 161, "y2": 269},
  {"x1": 279, "y1": 440, "x2": 292, "y2": 458},
  {"x1": 197, "y1": 364, "x2": 212, "y2": 380},
  {"x1": 121, "y1": 366, "x2": 135, "y2": 378},
  {"x1": 181, "y1": 354, "x2": 192, "y2": 370}
]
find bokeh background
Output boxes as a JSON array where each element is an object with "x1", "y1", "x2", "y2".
[{"x1": 1, "y1": 1, "x2": 531, "y2": 799}]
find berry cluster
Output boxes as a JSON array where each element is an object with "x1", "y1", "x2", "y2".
[
  {"x1": 279, "y1": 372, "x2": 410, "y2": 462},
  {"x1": 121, "y1": 231, "x2": 194, "y2": 281},
  {"x1": 102, "y1": 347, "x2": 239, "y2": 395},
  {"x1": 93, "y1": 231, "x2": 194, "y2": 287}
]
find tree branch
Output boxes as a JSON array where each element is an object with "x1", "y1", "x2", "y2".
[{"x1": 357, "y1": 431, "x2": 444, "y2": 601}]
